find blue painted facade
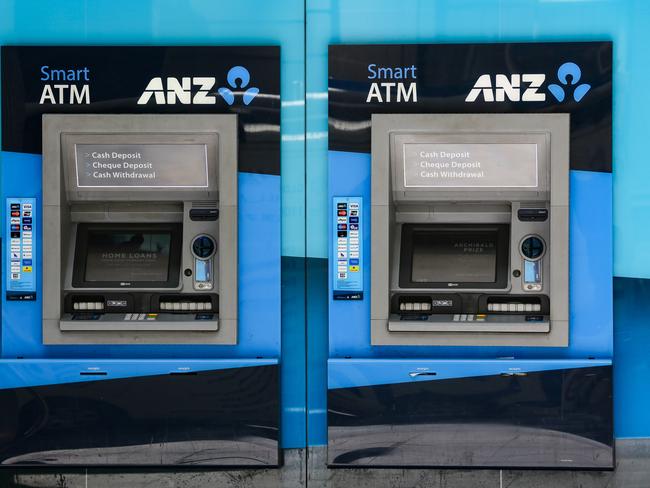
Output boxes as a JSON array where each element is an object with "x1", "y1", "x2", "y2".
[{"x1": 0, "y1": 0, "x2": 649, "y2": 456}]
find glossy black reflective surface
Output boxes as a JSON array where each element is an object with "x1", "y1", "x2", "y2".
[
  {"x1": 328, "y1": 366, "x2": 613, "y2": 469},
  {"x1": 329, "y1": 42, "x2": 612, "y2": 173},
  {"x1": 0, "y1": 365, "x2": 279, "y2": 467},
  {"x1": 2, "y1": 46, "x2": 281, "y2": 175}
]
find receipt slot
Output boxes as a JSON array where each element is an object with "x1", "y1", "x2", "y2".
[
  {"x1": 42, "y1": 114, "x2": 238, "y2": 344},
  {"x1": 371, "y1": 114, "x2": 569, "y2": 346}
]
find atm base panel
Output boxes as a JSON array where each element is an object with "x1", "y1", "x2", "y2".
[
  {"x1": 327, "y1": 360, "x2": 613, "y2": 469},
  {"x1": 0, "y1": 360, "x2": 280, "y2": 467}
]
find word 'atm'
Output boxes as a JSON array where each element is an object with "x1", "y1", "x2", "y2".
[
  {"x1": 42, "y1": 114, "x2": 238, "y2": 344},
  {"x1": 371, "y1": 113, "x2": 569, "y2": 346}
]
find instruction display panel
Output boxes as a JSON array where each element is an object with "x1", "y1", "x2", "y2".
[
  {"x1": 402, "y1": 143, "x2": 538, "y2": 188},
  {"x1": 75, "y1": 144, "x2": 209, "y2": 188}
]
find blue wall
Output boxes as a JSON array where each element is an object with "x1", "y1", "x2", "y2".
[{"x1": 2, "y1": 0, "x2": 649, "y2": 450}]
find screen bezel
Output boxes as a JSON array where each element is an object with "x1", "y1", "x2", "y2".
[
  {"x1": 399, "y1": 223, "x2": 510, "y2": 289},
  {"x1": 72, "y1": 223, "x2": 182, "y2": 288}
]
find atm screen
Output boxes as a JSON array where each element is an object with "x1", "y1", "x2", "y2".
[
  {"x1": 72, "y1": 223, "x2": 182, "y2": 288},
  {"x1": 399, "y1": 224, "x2": 509, "y2": 289}
]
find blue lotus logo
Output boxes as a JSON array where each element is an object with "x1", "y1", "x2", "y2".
[
  {"x1": 548, "y1": 62, "x2": 591, "y2": 103},
  {"x1": 218, "y1": 66, "x2": 259, "y2": 106}
]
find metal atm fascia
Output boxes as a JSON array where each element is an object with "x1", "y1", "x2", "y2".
[
  {"x1": 371, "y1": 113, "x2": 570, "y2": 347},
  {"x1": 42, "y1": 114, "x2": 238, "y2": 345}
]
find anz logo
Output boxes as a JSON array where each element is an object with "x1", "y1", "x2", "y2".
[
  {"x1": 465, "y1": 62, "x2": 591, "y2": 104},
  {"x1": 547, "y1": 62, "x2": 591, "y2": 102},
  {"x1": 217, "y1": 66, "x2": 259, "y2": 106},
  {"x1": 137, "y1": 66, "x2": 259, "y2": 106}
]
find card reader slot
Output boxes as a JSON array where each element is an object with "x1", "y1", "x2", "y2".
[
  {"x1": 189, "y1": 208, "x2": 219, "y2": 221},
  {"x1": 517, "y1": 208, "x2": 548, "y2": 222}
]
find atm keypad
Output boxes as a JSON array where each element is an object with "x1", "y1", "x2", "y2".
[
  {"x1": 487, "y1": 303, "x2": 541, "y2": 312},
  {"x1": 452, "y1": 314, "x2": 478, "y2": 321},
  {"x1": 399, "y1": 302, "x2": 432, "y2": 312},
  {"x1": 159, "y1": 301, "x2": 212, "y2": 311},
  {"x1": 73, "y1": 301, "x2": 105, "y2": 311},
  {"x1": 124, "y1": 313, "x2": 147, "y2": 321}
]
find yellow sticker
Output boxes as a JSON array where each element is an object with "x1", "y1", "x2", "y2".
[
  {"x1": 349, "y1": 265, "x2": 360, "y2": 272},
  {"x1": 22, "y1": 266, "x2": 32, "y2": 272}
]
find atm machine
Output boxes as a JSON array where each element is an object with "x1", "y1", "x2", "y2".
[
  {"x1": 42, "y1": 114, "x2": 237, "y2": 344},
  {"x1": 328, "y1": 113, "x2": 613, "y2": 469},
  {"x1": 371, "y1": 114, "x2": 568, "y2": 346},
  {"x1": 0, "y1": 113, "x2": 281, "y2": 466}
]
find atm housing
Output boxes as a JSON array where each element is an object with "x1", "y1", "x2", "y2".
[
  {"x1": 42, "y1": 114, "x2": 238, "y2": 344},
  {"x1": 371, "y1": 114, "x2": 569, "y2": 347}
]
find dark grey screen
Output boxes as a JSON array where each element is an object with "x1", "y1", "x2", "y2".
[
  {"x1": 411, "y1": 231, "x2": 497, "y2": 283},
  {"x1": 85, "y1": 231, "x2": 172, "y2": 282}
]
